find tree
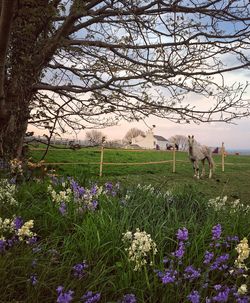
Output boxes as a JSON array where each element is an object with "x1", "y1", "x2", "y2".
[
  {"x1": 85, "y1": 130, "x2": 106, "y2": 146},
  {"x1": 168, "y1": 135, "x2": 191, "y2": 151},
  {"x1": 124, "y1": 128, "x2": 145, "y2": 144},
  {"x1": 0, "y1": 0, "x2": 250, "y2": 160}
]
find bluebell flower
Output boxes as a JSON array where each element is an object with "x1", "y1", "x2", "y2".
[
  {"x1": 13, "y1": 217, "x2": 23, "y2": 230},
  {"x1": 212, "y1": 224, "x2": 222, "y2": 241},
  {"x1": 212, "y1": 286, "x2": 230, "y2": 302},
  {"x1": 158, "y1": 269, "x2": 177, "y2": 284},
  {"x1": 121, "y1": 293, "x2": 137, "y2": 303},
  {"x1": 176, "y1": 227, "x2": 189, "y2": 241},
  {"x1": 0, "y1": 239, "x2": 6, "y2": 252},
  {"x1": 184, "y1": 265, "x2": 201, "y2": 281},
  {"x1": 204, "y1": 251, "x2": 214, "y2": 264},
  {"x1": 56, "y1": 286, "x2": 74, "y2": 303},
  {"x1": 187, "y1": 290, "x2": 200, "y2": 303},
  {"x1": 80, "y1": 291, "x2": 101, "y2": 303},
  {"x1": 29, "y1": 274, "x2": 38, "y2": 285},
  {"x1": 72, "y1": 261, "x2": 88, "y2": 279},
  {"x1": 210, "y1": 254, "x2": 229, "y2": 271},
  {"x1": 59, "y1": 202, "x2": 67, "y2": 215},
  {"x1": 173, "y1": 241, "x2": 185, "y2": 259}
]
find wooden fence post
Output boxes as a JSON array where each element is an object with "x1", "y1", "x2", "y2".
[
  {"x1": 221, "y1": 142, "x2": 225, "y2": 172},
  {"x1": 172, "y1": 140, "x2": 176, "y2": 173},
  {"x1": 99, "y1": 145, "x2": 104, "y2": 177}
]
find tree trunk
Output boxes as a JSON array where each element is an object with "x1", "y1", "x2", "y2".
[{"x1": 0, "y1": 91, "x2": 29, "y2": 160}]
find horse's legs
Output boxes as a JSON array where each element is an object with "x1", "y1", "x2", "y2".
[
  {"x1": 208, "y1": 157, "x2": 213, "y2": 178},
  {"x1": 193, "y1": 160, "x2": 199, "y2": 179},
  {"x1": 201, "y1": 159, "x2": 205, "y2": 177}
]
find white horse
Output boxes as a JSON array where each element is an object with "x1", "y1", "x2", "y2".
[{"x1": 187, "y1": 135, "x2": 214, "y2": 179}]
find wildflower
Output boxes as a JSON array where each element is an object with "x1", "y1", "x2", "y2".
[
  {"x1": 72, "y1": 261, "x2": 88, "y2": 279},
  {"x1": 121, "y1": 293, "x2": 137, "y2": 303},
  {"x1": 173, "y1": 241, "x2": 185, "y2": 259},
  {"x1": 0, "y1": 239, "x2": 6, "y2": 252},
  {"x1": 212, "y1": 286, "x2": 230, "y2": 302},
  {"x1": 29, "y1": 274, "x2": 38, "y2": 285},
  {"x1": 204, "y1": 251, "x2": 214, "y2": 264},
  {"x1": 235, "y1": 237, "x2": 250, "y2": 268},
  {"x1": 80, "y1": 291, "x2": 101, "y2": 303},
  {"x1": 212, "y1": 224, "x2": 222, "y2": 241},
  {"x1": 12, "y1": 217, "x2": 23, "y2": 230},
  {"x1": 238, "y1": 284, "x2": 248, "y2": 295},
  {"x1": 160, "y1": 269, "x2": 177, "y2": 284},
  {"x1": 210, "y1": 254, "x2": 229, "y2": 271},
  {"x1": 122, "y1": 228, "x2": 157, "y2": 271},
  {"x1": 17, "y1": 220, "x2": 36, "y2": 241},
  {"x1": 59, "y1": 202, "x2": 67, "y2": 215},
  {"x1": 184, "y1": 265, "x2": 201, "y2": 281},
  {"x1": 56, "y1": 286, "x2": 74, "y2": 303},
  {"x1": 187, "y1": 290, "x2": 200, "y2": 303},
  {"x1": 176, "y1": 227, "x2": 189, "y2": 241}
]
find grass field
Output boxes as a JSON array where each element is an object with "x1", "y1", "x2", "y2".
[
  {"x1": 29, "y1": 146, "x2": 250, "y2": 204},
  {"x1": 0, "y1": 146, "x2": 250, "y2": 302}
]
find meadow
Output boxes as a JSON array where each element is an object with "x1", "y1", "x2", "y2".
[{"x1": 0, "y1": 147, "x2": 249, "y2": 302}]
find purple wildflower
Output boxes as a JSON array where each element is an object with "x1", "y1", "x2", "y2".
[
  {"x1": 210, "y1": 254, "x2": 229, "y2": 271},
  {"x1": 28, "y1": 236, "x2": 38, "y2": 245},
  {"x1": 212, "y1": 287, "x2": 230, "y2": 302},
  {"x1": 56, "y1": 286, "x2": 74, "y2": 303},
  {"x1": 184, "y1": 265, "x2": 201, "y2": 281},
  {"x1": 236, "y1": 297, "x2": 250, "y2": 303},
  {"x1": 80, "y1": 291, "x2": 101, "y2": 303},
  {"x1": 0, "y1": 239, "x2": 6, "y2": 252},
  {"x1": 13, "y1": 217, "x2": 23, "y2": 230},
  {"x1": 31, "y1": 259, "x2": 37, "y2": 268},
  {"x1": 29, "y1": 274, "x2": 38, "y2": 285},
  {"x1": 212, "y1": 224, "x2": 222, "y2": 241},
  {"x1": 105, "y1": 182, "x2": 113, "y2": 192},
  {"x1": 187, "y1": 290, "x2": 200, "y2": 303},
  {"x1": 121, "y1": 293, "x2": 137, "y2": 303},
  {"x1": 176, "y1": 227, "x2": 189, "y2": 241},
  {"x1": 173, "y1": 241, "x2": 185, "y2": 259},
  {"x1": 158, "y1": 269, "x2": 177, "y2": 284},
  {"x1": 59, "y1": 202, "x2": 67, "y2": 215},
  {"x1": 90, "y1": 185, "x2": 98, "y2": 195},
  {"x1": 72, "y1": 261, "x2": 88, "y2": 279},
  {"x1": 204, "y1": 251, "x2": 214, "y2": 264},
  {"x1": 91, "y1": 200, "x2": 98, "y2": 210}
]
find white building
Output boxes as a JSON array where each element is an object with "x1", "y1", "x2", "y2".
[{"x1": 131, "y1": 129, "x2": 169, "y2": 150}]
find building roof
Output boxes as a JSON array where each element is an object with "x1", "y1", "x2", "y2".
[{"x1": 154, "y1": 135, "x2": 168, "y2": 142}]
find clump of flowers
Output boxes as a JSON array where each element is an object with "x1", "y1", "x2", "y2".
[
  {"x1": 72, "y1": 261, "x2": 88, "y2": 279},
  {"x1": 235, "y1": 237, "x2": 250, "y2": 269},
  {"x1": 136, "y1": 183, "x2": 172, "y2": 200},
  {"x1": 208, "y1": 195, "x2": 250, "y2": 213},
  {"x1": 56, "y1": 286, "x2": 74, "y2": 303},
  {"x1": 80, "y1": 291, "x2": 101, "y2": 303},
  {"x1": 120, "y1": 293, "x2": 137, "y2": 303},
  {"x1": 0, "y1": 179, "x2": 18, "y2": 206},
  {"x1": 0, "y1": 216, "x2": 36, "y2": 252},
  {"x1": 156, "y1": 225, "x2": 250, "y2": 302},
  {"x1": 122, "y1": 228, "x2": 157, "y2": 271},
  {"x1": 9, "y1": 158, "x2": 23, "y2": 175},
  {"x1": 48, "y1": 177, "x2": 121, "y2": 215}
]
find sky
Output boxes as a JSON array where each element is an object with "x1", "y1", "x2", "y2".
[{"x1": 29, "y1": 68, "x2": 250, "y2": 150}]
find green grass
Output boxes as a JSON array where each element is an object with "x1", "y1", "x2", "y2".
[
  {"x1": 0, "y1": 178, "x2": 249, "y2": 302},
  {"x1": 29, "y1": 147, "x2": 250, "y2": 203},
  {"x1": 0, "y1": 147, "x2": 249, "y2": 302}
]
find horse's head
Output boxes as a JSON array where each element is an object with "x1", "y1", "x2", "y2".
[{"x1": 188, "y1": 135, "x2": 195, "y2": 147}]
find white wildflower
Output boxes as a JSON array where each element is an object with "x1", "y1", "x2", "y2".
[
  {"x1": 123, "y1": 228, "x2": 157, "y2": 271},
  {"x1": 238, "y1": 284, "x2": 247, "y2": 295}
]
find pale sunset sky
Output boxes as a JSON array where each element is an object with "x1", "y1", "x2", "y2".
[{"x1": 29, "y1": 69, "x2": 250, "y2": 150}]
